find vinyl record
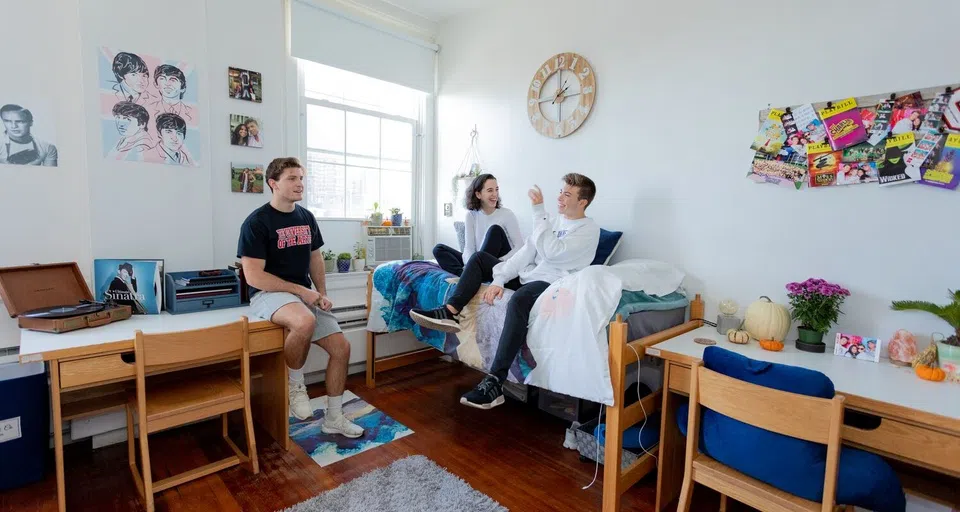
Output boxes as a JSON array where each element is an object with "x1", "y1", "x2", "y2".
[{"x1": 21, "y1": 302, "x2": 104, "y2": 319}]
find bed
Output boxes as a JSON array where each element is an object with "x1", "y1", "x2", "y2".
[{"x1": 362, "y1": 258, "x2": 705, "y2": 511}]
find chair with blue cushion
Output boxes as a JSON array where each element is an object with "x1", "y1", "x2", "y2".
[{"x1": 676, "y1": 346, "x2": 905, "y2": 512}]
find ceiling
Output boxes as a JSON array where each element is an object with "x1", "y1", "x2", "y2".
[{"x1": 379, "y1": 0, "x2": 496, "y2": 22}]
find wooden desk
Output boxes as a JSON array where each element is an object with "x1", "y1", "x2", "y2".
[
  {"x1": 646, "y1": 326, "x2": 960, "y2": 511},
  {"x1": 18, "y1": 307, "x2": 291, "y2": 512}
]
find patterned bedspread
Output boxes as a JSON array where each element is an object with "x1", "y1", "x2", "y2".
[{"x1": 369, "y1": 260, "x2": 689, "y2": 394}]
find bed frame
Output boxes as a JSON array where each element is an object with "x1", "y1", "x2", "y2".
[{"x1": 364, "y1": 272, "x2": 704, "y2": 511}]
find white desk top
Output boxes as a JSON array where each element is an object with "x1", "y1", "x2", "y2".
[
  {"x1": 648, "y1": 326, "x2": 959, "y2": 422},
  {"x1": 19, "y1": 306, "x2": 270, "y2": 361}
]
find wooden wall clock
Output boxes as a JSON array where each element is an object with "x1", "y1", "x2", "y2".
[{"x1": 527, "y1": 52, "x2": 596, "y2": 138}]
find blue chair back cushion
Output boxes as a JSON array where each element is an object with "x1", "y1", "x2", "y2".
[
  {"x1": 591, "y1": 228, "x2": 622, "y2": 265},
  {"x1": 676, "y1": 346, "x2": 905, "y2": 512}
]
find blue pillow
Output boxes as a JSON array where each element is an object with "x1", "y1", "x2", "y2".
[
  {"x1": 591, "y1": 228, "x2": 622, "y2": 265},
  {"x1": 676, "y1": 346, "x2": 905, "y2": 512}
]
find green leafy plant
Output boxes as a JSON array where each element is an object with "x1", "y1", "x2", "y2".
[
  {"x1": 372, "y1": 202, "x2": 380, "y2": 213},
  {"x1": 785, "y1": 278, "x2": 850, "y2": 333},
  {"x1": 337, "y1": 252, "x2": 351, "y2": 261},
  {"x1": 322, "y1": 250, "x2": 335, "y2": 261},
  {"x1": 389, "y1": 207, "x2": 401, "y2": 215},
  {"x1": 892, "y1": 290, "x2": 960, "y2": 346},
  {"x1": 354, "y1": 242, "x2": 366, "y2": 259}
]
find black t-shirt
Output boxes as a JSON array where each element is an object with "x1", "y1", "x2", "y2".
[{"x1": 237, "y1": 203, "x2": 323, "y2": 296}]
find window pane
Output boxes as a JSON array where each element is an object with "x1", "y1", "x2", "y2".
[
  {"x1": 306, "y1": 104, "x2": 344, "y2": 152},
  {"x1": 311, "y1": 150, "x2": 345, "y2": 165},
  {"x1": 381, "y1": 119, "x2": 412, "y2": 162},
  {"x1": 380, "y1": 170, "x2": 412, "y2": 221},
  {"x1": 305, "y1": 155, "x2": 344, "y2": 217},
  {"x1": 346, "y1": 112, "x2": 379, "y2": 157},
  {"x1": 381, "y1": 157, "x2": 412, "y2": 172},
  {"x1": 346, "y1": 154, "x2": 379, "y2": 169},
  {"x1": 345, "y1": 167, "x2": 380, "y2": 219}
]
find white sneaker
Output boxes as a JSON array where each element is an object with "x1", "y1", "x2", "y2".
[
  {"x1": 289, "y1": 381, "x2": 313, "y2": 420},
  {"x1": 321, "y1": 414, "x2": 364, "y2": 438}
]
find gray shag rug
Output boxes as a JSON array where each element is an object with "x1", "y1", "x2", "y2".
[{"x1": 280, "y1": 455, "x2": 507, "y2": 512}]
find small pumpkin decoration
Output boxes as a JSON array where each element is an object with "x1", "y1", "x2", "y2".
[
  {"x1": 382, "y1": 219, "x2": 393, "y2": 226},
  {"x1": 726, "y1": 329, "x2": 749, "y2": 344},
  {"x1": 744, "y1": 296, "x2": 791, "y2": 342},
  {"x1": 913, "y1": 343, "x2": 946, "y2": 382},
  {"x1": 759, "y1": 339, "x2": 784, "y2": 351}
]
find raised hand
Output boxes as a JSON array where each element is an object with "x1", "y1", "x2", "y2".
[{"x1": 528, "y1": 185, "x2": 543, "y2": 205}]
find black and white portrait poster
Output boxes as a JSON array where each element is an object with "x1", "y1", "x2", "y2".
[
  {"x1": 98, "y1": 47, "x2": 200, "y2": 166},
  {"x1": 0, "y1": 97, "x2": 58, "y2": 166}
]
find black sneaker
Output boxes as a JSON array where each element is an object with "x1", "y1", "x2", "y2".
[
  {"x1": 460, "y1": 375, "x2": 505, "y2": 410},
  {"x1": 410, "y1": 306, "x2": 461, "y2": 333}
]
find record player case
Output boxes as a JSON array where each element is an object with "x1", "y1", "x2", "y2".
[{"x1": 0, "y1": 262, "x2": 132, "y2": 334}]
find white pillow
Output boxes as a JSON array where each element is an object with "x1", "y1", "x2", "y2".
[{"x1": 606, "y1": 258, "x2": 685, "y2": 296}]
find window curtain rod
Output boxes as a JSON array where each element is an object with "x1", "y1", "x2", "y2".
[{"x1": 294, "y1": 0, "x2": 439, "y2": 53}]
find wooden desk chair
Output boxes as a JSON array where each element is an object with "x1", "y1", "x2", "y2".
[
  {"x1": 678, "y1": 360, "x2": 846, "y2": 512},
  {"x1": 125, "y1": 317, "x2": 259, "y2": 512}
]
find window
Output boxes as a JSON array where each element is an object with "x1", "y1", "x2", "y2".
[{"x1": 299, "y1": 59, "x2": 425, "y2": 220}]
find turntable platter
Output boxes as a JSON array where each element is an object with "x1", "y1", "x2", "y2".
[{"x1": 21, "y1": 302, "x2": 105, "y2": 319}]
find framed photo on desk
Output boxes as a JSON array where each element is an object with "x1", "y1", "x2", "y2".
[{"x1": 834, "y1": 332, "x2": 881, "y2": 363}]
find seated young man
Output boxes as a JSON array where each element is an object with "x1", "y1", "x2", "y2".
[
  {"x1": 237, "y1": 157, "x2": 363, "y2": 437},
  {"x1": 410, "y1": 173, "x2": 600, "y2": 409}
]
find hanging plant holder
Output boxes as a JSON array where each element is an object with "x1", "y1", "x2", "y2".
[{"x1": 451, "y1": 125, "x2": 485, "y2": 200}]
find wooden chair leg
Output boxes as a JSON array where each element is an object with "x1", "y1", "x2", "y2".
[
  {"x1": 138, "y1": 414, "x2": 154, "y2": 512},
  {"x1": 126, "y1": 404, "x2": 136, "y2": 470},
  {"x1": 719, "y1": 494, "x2": 728, "y2": 511},
  {"x1": 243, "y1": 405, "x2": 259, "y2": 474},
  {"x1": 677, "y1": 475, "x2": 694, "y2": 512}
]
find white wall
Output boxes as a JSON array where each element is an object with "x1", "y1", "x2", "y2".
[{"x1": 435, "y1": 0, "x2": 960, "y2": 345}]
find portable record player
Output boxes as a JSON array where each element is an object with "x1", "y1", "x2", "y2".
[{"x1": 0, "y1": 262, "x2": 132, "y2": 334}]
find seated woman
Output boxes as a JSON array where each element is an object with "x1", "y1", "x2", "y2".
[{"x1": 433, "y1": 173, "x2": 524, "y2": 276}]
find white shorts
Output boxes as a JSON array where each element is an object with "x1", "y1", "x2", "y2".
[{"x1": 250, "y1": 291, "x2": 342, "y2": 341}]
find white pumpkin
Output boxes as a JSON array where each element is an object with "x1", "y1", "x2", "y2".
[{"x1": 743, "y1": 296, "x2": 791, "y2": 341}]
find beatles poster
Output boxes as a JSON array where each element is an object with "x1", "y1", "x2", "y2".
[
  {"x1": 93, "y1": 259, "x2": 164, "y2": 314},
  {"x1": 98, "y1": 47, "x2": 200, "y2": 166}
]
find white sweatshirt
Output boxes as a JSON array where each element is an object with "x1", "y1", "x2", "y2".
[
  {"x1": 491, "y1": 203, "x2": 600, "y2": 287},
  {"x1": 463, "y1": 207, "x2": 525, "y2": 261}
]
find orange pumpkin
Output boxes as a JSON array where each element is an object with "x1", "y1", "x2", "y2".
[
  {"x1": 915, "y1": 365, "x2": 946, "y2": 382},
  {"x1": 759, "y1": 339, "x2": 784, "y2": 351},
  {"x1": 382, "y1": 220, "x2": 392, "y2": 226}
]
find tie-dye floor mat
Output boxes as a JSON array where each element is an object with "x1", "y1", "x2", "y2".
[{"x1": 289, "y1": 390, "x2": 414, "y2": 467}]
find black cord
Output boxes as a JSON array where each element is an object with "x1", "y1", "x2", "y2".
[{"x1": 690, "y1": 317, "x2": 717, "y2": 327}]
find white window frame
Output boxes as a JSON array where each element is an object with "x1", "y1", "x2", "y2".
[{"x1": 296, "y1": 64, "x2": 423, "y2": 222}]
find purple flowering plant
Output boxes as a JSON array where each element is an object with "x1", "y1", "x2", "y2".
[{"x1": 785, "y1": 278, "x2": 851, "y2": 333}]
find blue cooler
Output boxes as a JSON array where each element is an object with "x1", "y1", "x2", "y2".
[{"x1": 0, "y1": 361, "x2": 48, "y2": 491}]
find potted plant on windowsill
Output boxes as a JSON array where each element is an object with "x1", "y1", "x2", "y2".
[
  {"x1": 337, "y1": 252, "x2": 352, "y2": 273},
  {"x1": 891, "y1": 290, "x2": 960, "y2": 378},
  {"x1": 322, "y1": 250, "x2": 336, "y2": 273},
  {"x1": 785, "y1": 278, "x2": 851, "y2": 353},
  {"x1": 353, "y1": 242, "x2": 366, "y2": 271},
  {"x1": 389, "y1": 208, "x2": 403, "y2": 227},
  {"x1": 370, "y1": 202, "x2": 383, "y2": 226}
]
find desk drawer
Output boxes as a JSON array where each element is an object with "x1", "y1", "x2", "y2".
[
  {"x1": 60, "y1": 353, "x2": 135, "y2": 389},
  {"x1": 844, "y1": 417, "x2": 960, "y2": 477},
  {"x1": 668, "y1": 363, "x2": 691, "y2": 394},
  {"x1": 250, "y1": 328, "x2": 283, "y2": 353}
]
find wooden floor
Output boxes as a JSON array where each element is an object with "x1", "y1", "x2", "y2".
[{"x1": 3, "y1": 359, "x2": 733, "y2": 512}]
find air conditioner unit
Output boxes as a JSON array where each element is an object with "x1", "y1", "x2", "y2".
[{"x1": 365, "y1": 225, "x2": 412, "y2": 266}]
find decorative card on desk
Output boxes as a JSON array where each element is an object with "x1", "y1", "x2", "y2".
[
  {"x1": 878, "y1": 132, "x2": 920, "y2": 187},
  {"x1": 919, "y1": 133, "x2": 960, "y2": 190},
  {"x1": 834, "y1": 333, "x2": 881, "y2": 363},
  {"x1": 93, "y1": 259, "x2": 164, "y2": 314},
  {"x1": 820, "y1": 98, "x2": 868, "y2": 150},
  {"x1": 751, "y1": 109, "x2": 787, "y2": 154}
]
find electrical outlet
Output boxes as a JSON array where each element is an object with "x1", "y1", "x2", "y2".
[
  {"x1": 443, "y1": 203, "x2": 453, "y2": 217},
  {"x1": 0, "y1": 417, "x2": 21, "y2": 444}
]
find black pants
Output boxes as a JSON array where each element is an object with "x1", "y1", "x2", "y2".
[
  {"x1": 447, "y1": 251, "x2": 549, "y2": 382},
  {"x1": 434, "y1": 224, "x2": 511, "y2": 276}
]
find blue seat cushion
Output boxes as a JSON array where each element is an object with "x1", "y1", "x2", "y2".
[
  {"x1": 591, "y1": 228, "x2": 622, "y2": 265},
  {"x1": 676, "y1": 346, "x2": 905, "y2": 512}
]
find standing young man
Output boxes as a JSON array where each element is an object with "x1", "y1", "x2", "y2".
[
  {"x1": 237, "y1": 157, "x2": 363, "y2": 437},
  {"x1": 410, "y1": 173, "x2": 600, "y2": 409}
]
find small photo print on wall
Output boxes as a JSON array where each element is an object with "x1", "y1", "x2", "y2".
[
  {"x1": 93, "y1": 258, "x2": 164, "y2": 315},
  {"x1": 98, "y1": 47, "x2": 200, "y2": 166},
  {"x1": 0, "y1": 99, "x2": 58, "y2": 166},
  {"x1": 228, "y1": 67, "x2": 261, "y2": 103},
  {"x1": 230, "y1": 114, "x2": 263, "y2": 147},
  {"x1": 834, "y1": 333, "x2": 881, "y2": 363},
  {"x1": 231, "y1": 163, "x2": 264, "y2": 193}
]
